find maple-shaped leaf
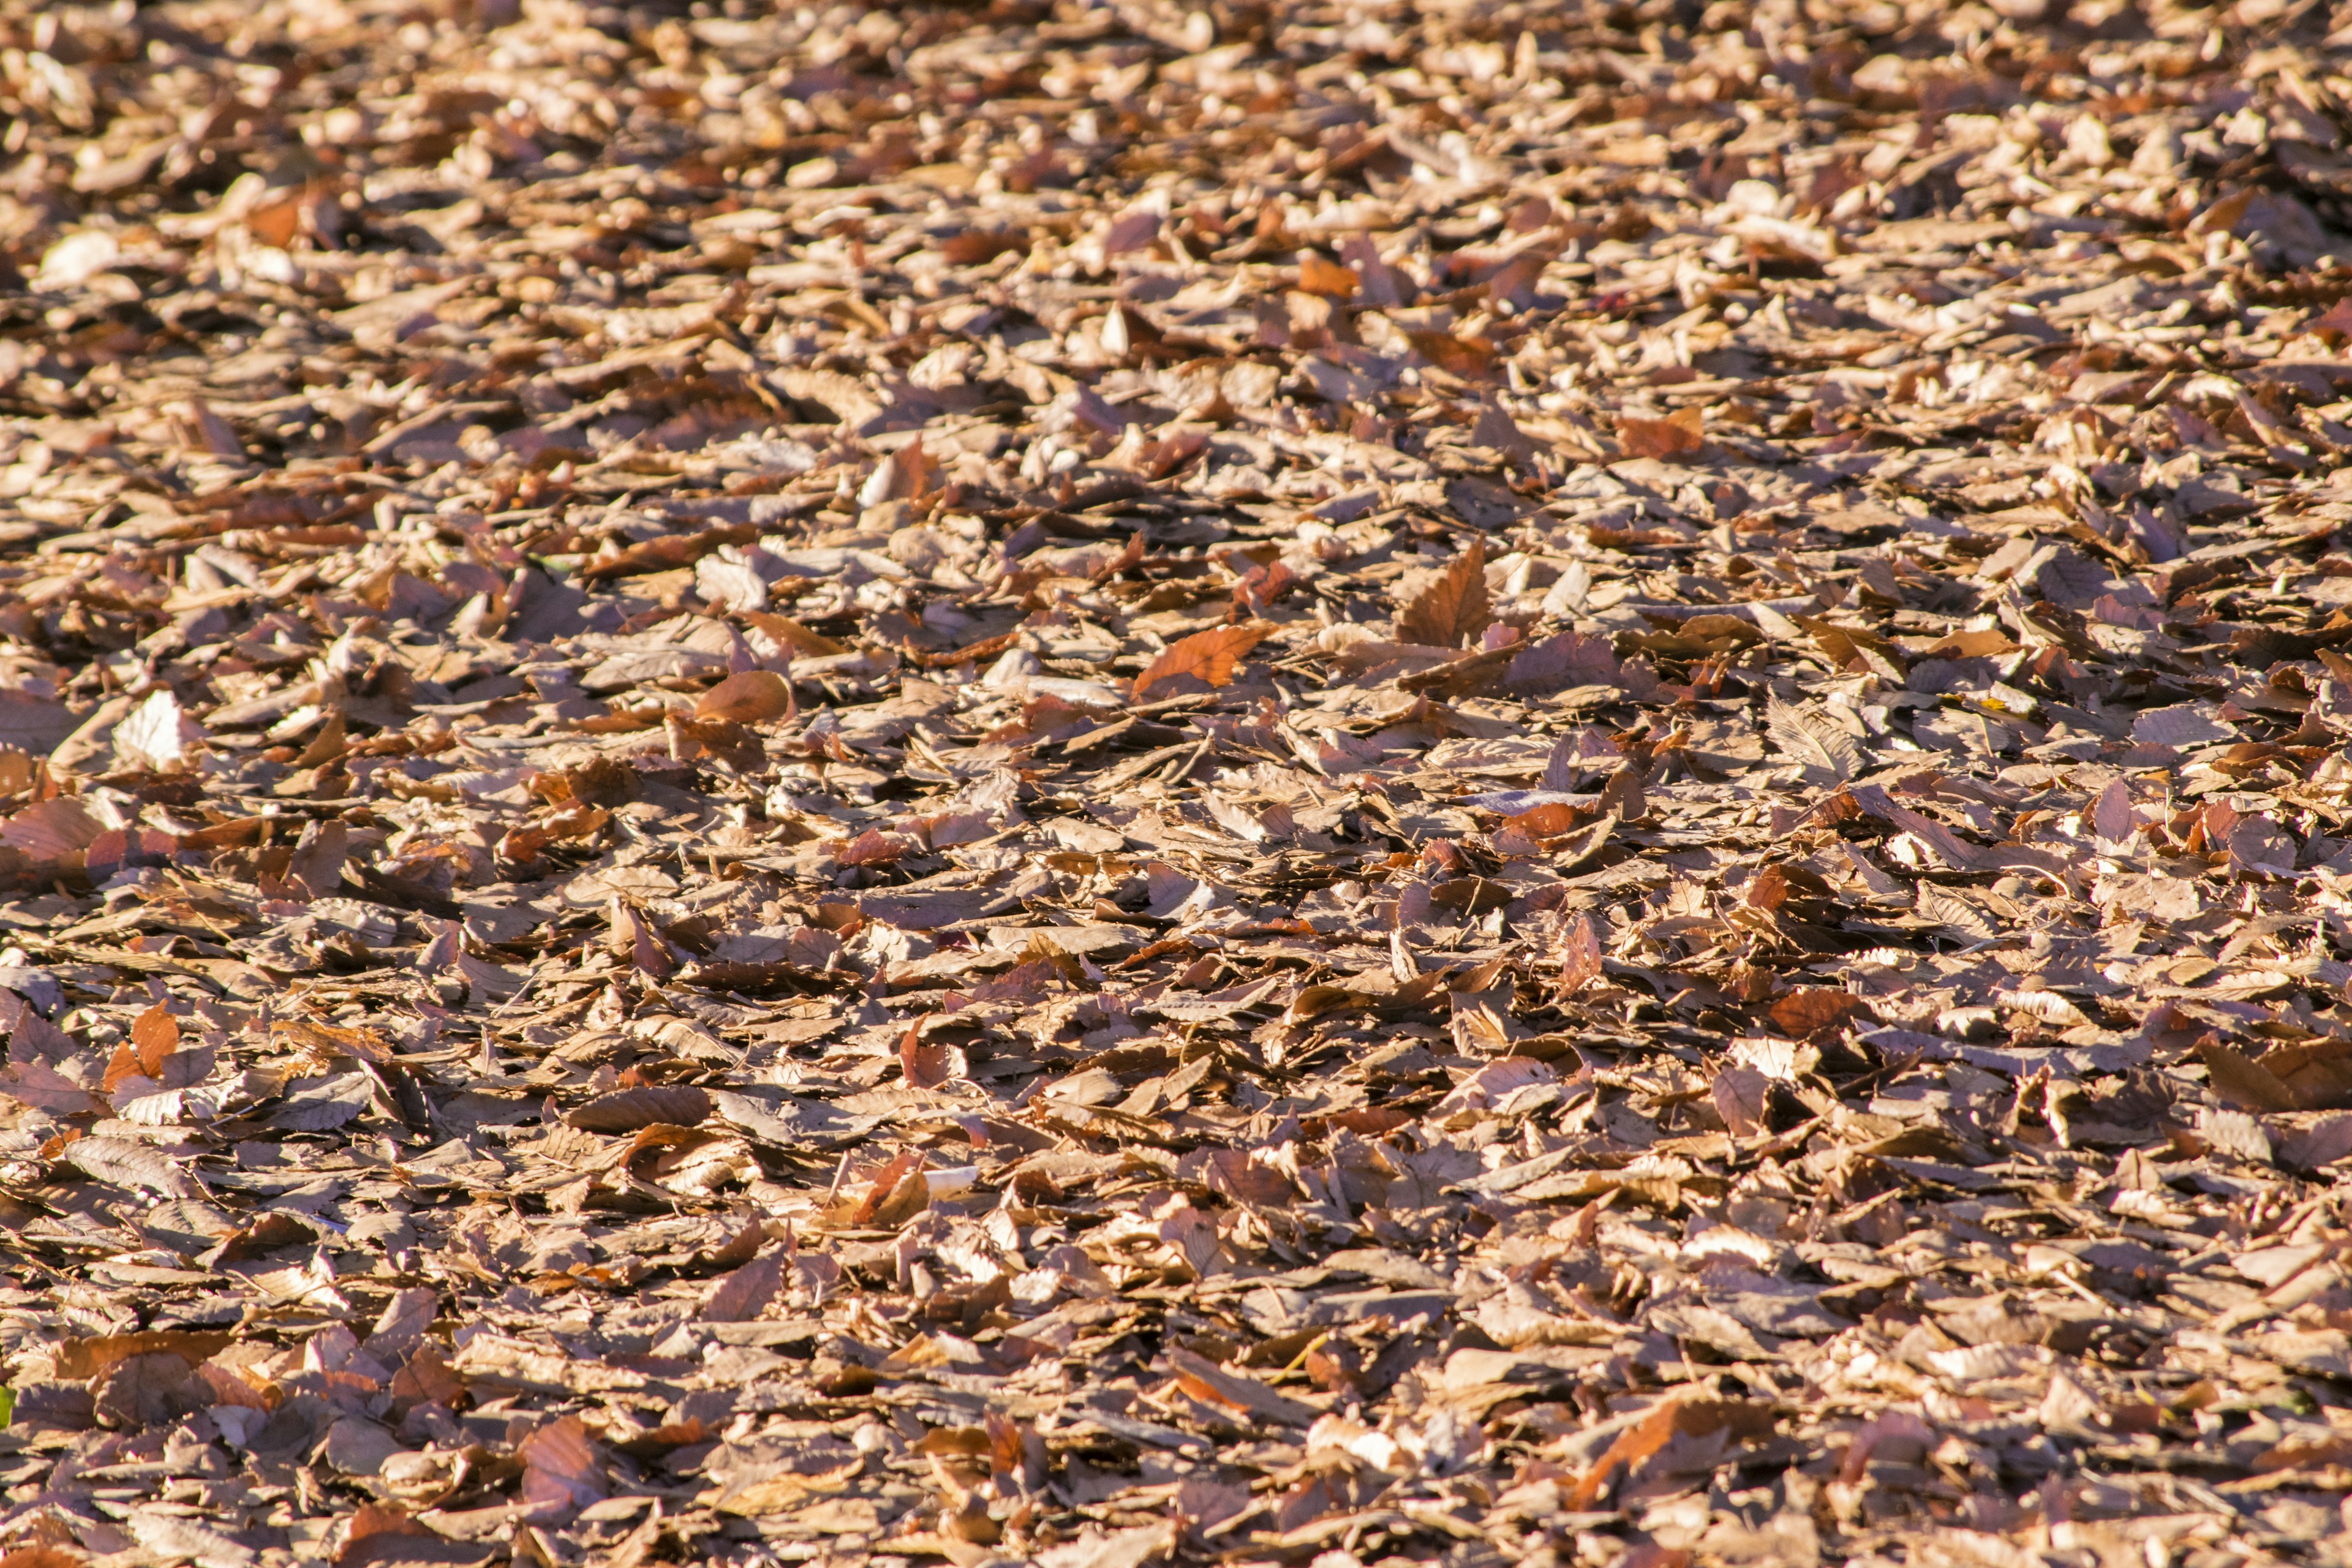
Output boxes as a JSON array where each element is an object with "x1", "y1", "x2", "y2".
[
  {"x1": 1618, "y1": 405, "x2": 1704, "y2": 459},
  {"x1": 1397, "y1": 537, "x2": 1491, "y2": 650},
  {"x1": 1133, "y1": 623, "x2": 1272, "y2": 698}
]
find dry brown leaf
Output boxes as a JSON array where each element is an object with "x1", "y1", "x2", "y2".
[
  {"x1": 1567, "y1": 1398, "x2": 1774, "y2": 1509},
  {"x1": 1617, "y1": 405, "x2": 1704, "y2": 459},
  {"x1": 2201, "y1": 1040, "x2": 2352, "y2": 1112},
  {"x1": 102, "y1": 1003, "x2": 178, "y2": 1092},
  {"x1": 1397, "y1": 537, "x2": 1491, "y2": 650},
  {"x1": 695, "y1": 671, "x2": 796, "y2": 724},
  {"x1": 744, "y1": 611, "x2": 845, "y2": 658},
  {"x1": 703, "y1": 1252, "x2": 785, "y2": 1322},
  {"x1": 1712, "y1": 1066, "x2": 1771, "y2": 1137},
  {"x1": 1770, "y1": 988, "x2": 1869, "y2": 1036},
  {"x1": 1556, "y1": 913, "x2": 1604, "y2": 997},
  {"x1": 4, "y1": 3, "x2": 2341, "y2": 1556},
  {"x1": 568, "y1": 1085, "x2": 714, "y2": 1133},
  {"x1": 1132, "y1": 624, "x2": 1272, "y2": 699}
]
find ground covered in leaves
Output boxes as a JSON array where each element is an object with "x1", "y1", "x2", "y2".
[{"x1": 10, "y1": 0, "x2": 2352, "y2": 1566}]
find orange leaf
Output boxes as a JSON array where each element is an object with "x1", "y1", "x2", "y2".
[
  {"x1": 1768, "y1": 987, "x2": 1868, "y2": 1036},
  {"x1": 2254, "y1": 1432, "x2": 2352, "y2": 1472},
  {"x1": 498, "y1": 801, "x2": 609, "y2": 864},
  {"x1": 1397, "y1": 537, "x2": 1491, "y2": 650},
  {"x1": 742, "y1": 611, "x2": 845, "y2": 657},
  {"x1": 941, "y1": 231, "x2": 1019, "y2": 265},
  {"x1": 1133, "y1": 623, "x2": 1272, "y2": 699},
  {"x1": 104, "y1": 1003, "x2": 178, "y2": 1091},
  {"x1": 388, "y1": 1343, "x2": 465, "y2": 1408},
  {"x1": 1506, "y1": 802, "x2": 1583, "y2": 839},
  {"x1": 334, "y1": 1510, "x2": 428, "y2": 1568},
  {"x1": 850, "y1": 1148, "x2": 930, "y2": 1227},
  {"x1": 1568, "y1": 1398, "x2": 1774, "y2": 1509},
  {"x1": 1404, "y1": 329, "x2": 1494, "y2": 377},
  {"x1": 1297, "y1": 254, "x2": 1360, "y2": 298},
  {"x1": 1618, "y1": 405, "x2": 1705, "y2": 459},
  {"x1": 695, "y1": 670, "x2": 795, "y2": 724}
]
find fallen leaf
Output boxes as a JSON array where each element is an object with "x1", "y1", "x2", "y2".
[
  {"x1": 1397, "y1": 537, "x2": 1491, "y2": 650},
  {"x1": 568, "y1": 1085, "x2": 714, "y2": 1133},
  {"x1": 1618, "y1": 406, "x2": 1704, "y2": 459},
  {"x1": 1132, "y1": 624, "x2": 1272, "y2": 699},
  {"x1": 695, "y1": 671, "x2": 796, "y2": 724}
]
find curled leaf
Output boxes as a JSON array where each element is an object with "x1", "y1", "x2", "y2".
[{"x1": 696, "y1": 670, "x2": 796, "y2": 724}]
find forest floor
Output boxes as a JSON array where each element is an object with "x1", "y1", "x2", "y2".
[{"x1": 7, "y1": 1, "x2": 2352, "y2": 1567}]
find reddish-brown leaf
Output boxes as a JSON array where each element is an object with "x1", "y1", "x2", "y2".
[
  {"x1": 703, "y1": 1251, "x2": 785, "y2": 1323},
  {"x1": 578, "y1": 526, "x2": 755, "y2": 581},
  {"x1": 1297, "y1": 254, "x2": 1360, "y2": 298},
  {"x1": 1568, "y1": 1398, "x2": 1774, "y2": 1509},
  {"x1": 743, "y1": 611, "x2": 845, "y2": 658},
  {"x1": 1397, "y1": 537, "x2": 1491, "y2": 650},
  {"x1": 1769, "y1": 987, "x2": 1868, "y2": 1036},
  {"x1": 1618, "y1": 405, "x2": 1704, "y2": 458},
  {"x1": 1132, "y1": 623, "x2": 1272, "y2": 699},
  {"x1": 2201, "y1": 1039, "x2": 2352, "y2": 1112},
  {"x1": 900, "y1": 1022, "x2": 969, "y2": 1089},
  {"x1": 1556, "y1": 912, "x2": 1604, "y2": 997},
  {"x1": 849, "y1": 1149, "x2": 928, "y2": 1227},
  {"x1": 102, "y1": 1003, "x2": 178, "y2": 1092},
  {"x1": 518, "y1": 1415, "x2": 605, "y2": 1516},
  {"x1": 695, "y1": 670, "x2": 796, "y2": 724},
  {"x1": 1711, "y1": 1066, "x2": 1771, "y2": 1137}
]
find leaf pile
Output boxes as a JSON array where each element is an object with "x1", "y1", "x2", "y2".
[{"x1": 6, "y1": 0, "x2": 2352, "y2": 1566}]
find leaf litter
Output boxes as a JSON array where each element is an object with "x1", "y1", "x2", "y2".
[{"x1": 5, "y1": 0, "x2": 2352, "y2": 1566}]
